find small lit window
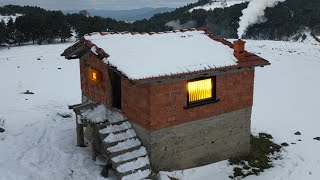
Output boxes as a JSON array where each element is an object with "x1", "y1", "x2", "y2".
[
  {"x1": 187, "y1": 77, "x2": 215, "y2": 104},
  {"x1": 89, "y1": 68, "x2": 101, "y2": 83}
]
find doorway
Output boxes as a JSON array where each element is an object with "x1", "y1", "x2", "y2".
[{"x1": 109, "y1": 69, "x2": 121, "y2": 109}]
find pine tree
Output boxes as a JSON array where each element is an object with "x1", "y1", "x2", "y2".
[
  {"x1": 5, "y1": 18, "x2": 15, "y2": 44},
  {"x1": 0, "y1": 20, "x2": 6, "y2": 44}
]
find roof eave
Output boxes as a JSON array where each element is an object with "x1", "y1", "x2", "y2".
[{"x1": 130, "y1": 61, "x2": 269, "y2": 85}]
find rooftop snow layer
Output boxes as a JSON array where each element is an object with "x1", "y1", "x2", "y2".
[{"x1": 84, "y1": 31, "x2": 238, "y2": 80}]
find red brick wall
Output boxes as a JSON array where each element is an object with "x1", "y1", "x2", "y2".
[
  {"x1": 148, "y1": 69, "x2": 255, "y2": 131},
  {"x1": 80, "y1": 54, "x2": 255, "y2": 131},
  {"x1": 80, "y1": 53, "x2": 111, "y2": 107},
  {"x1": 121, "y1": 78, "x2": 151, "y2": 128}
]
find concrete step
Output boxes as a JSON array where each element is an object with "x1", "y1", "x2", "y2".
[
  {"x1": 101, "y1": 137, "x2": 141, "y2": 158},
  {"x1": 109, "y1": 145, "x2": 142, "y2": 159},
  {"x1": 101, "y1": 136, "x2": 139, "y2": 153},
  {"x1": 117, "y1": 156, "x2": 151, "y2": 178},
  {"x1": 100, "y1": 121, "x2": 132, "y2": 134},
  {"x1": 112, "y1": 154, "x2": 148, "y2": 170},
  {"x1": 107, "y1": 138, "x2": 141, "y2": 153},
  {"x1": 107, "y1": 111, "x2": 127, "y2": 124},
  {"x1": 121, "y1": 169, "x2": 152, "y2": 180},
  {"x1": 116, "y1": 156, "x2": 150, "y2": 174},
  {"x1": 99, "y1": 122, "x2": 132, "y2": 141},
  {"x1": 99, "y1": 129, "x2": 129, "y2": 142},
  {"x1": 112, "y1": 147, "x2": 147, "y2": 165},
  {"x1": 103, "y1": 129, "x2": 137, "y2": 144},
  {"x1": 108, "y1": 119, "x2": 129, "y2": 126}
]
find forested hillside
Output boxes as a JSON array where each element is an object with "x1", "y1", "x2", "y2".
[
  {"x1": 0, "y1": 5, "x2": 72, "y2": 45},
  {"x1": 0, "y1": 0, "x2": 319, "y2": 46}
]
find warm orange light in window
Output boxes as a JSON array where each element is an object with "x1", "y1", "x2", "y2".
[
  {"x1": 92, "y1": 72, "x2": 97, "y2": 80},
  {"x1": 188, "y1": 78, "x2": 212, "y2": 103},
  {"x1": 89, "y1": 68, "x2": 101, "y2": 83}
]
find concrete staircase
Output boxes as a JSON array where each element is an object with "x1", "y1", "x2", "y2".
[{"x1": 98, "y1": 117, "x2": 152, "y2": 180}]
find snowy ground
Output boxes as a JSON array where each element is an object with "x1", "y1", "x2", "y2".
[
  {"x1": 160, "y1": 37, "x2": 320, "y2": 179},
  {"x1": 0, "y1": 36, "x2": 320, "y2": 180},
  {"x1": 0, "y1": 43, "x2": 116, "y2": 180},
  {"x1": 189, "y1": 0, "x2": 248, "y2": 12}
]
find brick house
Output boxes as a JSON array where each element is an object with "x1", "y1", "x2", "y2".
[{"x1": 62, "y1": 28, "x2": 270, "y2": 179}]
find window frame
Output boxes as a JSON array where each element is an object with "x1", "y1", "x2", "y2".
[{"x1": 185, "y1": 76, "x2": 219, "y2": 109}]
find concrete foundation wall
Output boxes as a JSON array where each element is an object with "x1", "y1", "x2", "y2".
[{"x1": 131, "y1": 107, "x2": 252, "y2": 172}]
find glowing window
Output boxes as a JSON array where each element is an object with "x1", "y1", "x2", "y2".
[
  {"x1": 89, "y1": 68, "x2": 101, "y2": 83},
  {"x1": 187, "y1": 78, "x2": 214, "y2": 103},
  {"x1": 92, "y1": 72, "x2": 97, "y2": 80}
]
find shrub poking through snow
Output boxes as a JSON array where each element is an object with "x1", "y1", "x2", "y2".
[
  {"x1": 0, "y1": 117, "x2": 5, "y2": 138},
  {"x1": 0, "y1": 117, "x2": 4, "y2": 127},
  {"x1": 0, "y1": 117, "x2": 5, "y2": 132},
  {"x1": 294, "y1": 131, "x2": 301, "y2": 135},
  {"x1": 21, "y1": 90, "x2": 34, "y2": 95},
  {"x1": 57, "y1": 112, "x2": 72, "y2": 119},
  {"x1": 229, "y1": 133, "x2": 282, "y2": 179}
]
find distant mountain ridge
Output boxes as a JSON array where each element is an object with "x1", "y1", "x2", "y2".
[{"x1": 63, "y1": 7, "x2": 175, "y2": 21}]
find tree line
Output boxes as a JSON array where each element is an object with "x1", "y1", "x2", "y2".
[
  {"x1": 0, "y1": 1, "x2": 211, "y2": 46},
  {"x1": 1, "y1": 0, "x2": 319, "y2": 46},
  {"x1": 0, "y1": 10, "x2": 72, "y2": 45}
]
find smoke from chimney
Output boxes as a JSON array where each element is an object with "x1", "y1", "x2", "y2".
[{"x1": 237, "y1": 0, "x2": 286, "y2": 39}]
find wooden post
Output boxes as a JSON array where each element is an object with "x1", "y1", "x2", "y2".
[
  {"x1": 76, "y1": 115, "x2": 85, "y2": 147},
  {"x1": 101, "y1": 159, "x2": 112, "y2": 178},
  {"x1": 91, "y1": 123, "x2": 100, "y2": 160}
]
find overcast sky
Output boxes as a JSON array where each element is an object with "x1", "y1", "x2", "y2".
[{"x1": 0, "y1": 0, "x2": 202, "y2": 10}]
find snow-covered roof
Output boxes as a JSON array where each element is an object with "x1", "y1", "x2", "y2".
[{"x1": 84, "y1": 30, "x2": 238, "y2": 80}]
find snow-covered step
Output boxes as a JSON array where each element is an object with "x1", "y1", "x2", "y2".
[
  {"x1": 109, "y1": 145, "x2": 142, "y2": 159},
  {"x1": 121, "y1": 169, "x2": 151, "y2": 180},
  {"x1": 112, "y1": 147, "x2": 147, "y2": 164},
  {"x1": 91, "y1": 115, "x2": 153, "y2": 179},
  {"x1": 100, "y1": 122, "x2": 132, "y2": 134},
  {"x1": 113, "y1": 155, "x2": 148, "y2": 171},
  {"x1": 103, "y1": 129, "x2": 136, "y2": 143},
  {"x1": 107, "y1": 111, "x2": 126, "y2": 124},
  {"x1": 108, "y1": 138, "x2": 141, "y2": 153},
  {"x1": 99, "y1": 122, "x2": 132, "y2": 140},
  {"x1": 117, "y1": 156, "x2": 150, "y2": 176},
  {"x1": 108, "y1": 119, "x2": 128, "y2": 126}
]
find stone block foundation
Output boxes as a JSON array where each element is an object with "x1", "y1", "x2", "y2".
[{"x1": 131, "y1": 107, "x2": 252, "y2": 172}]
